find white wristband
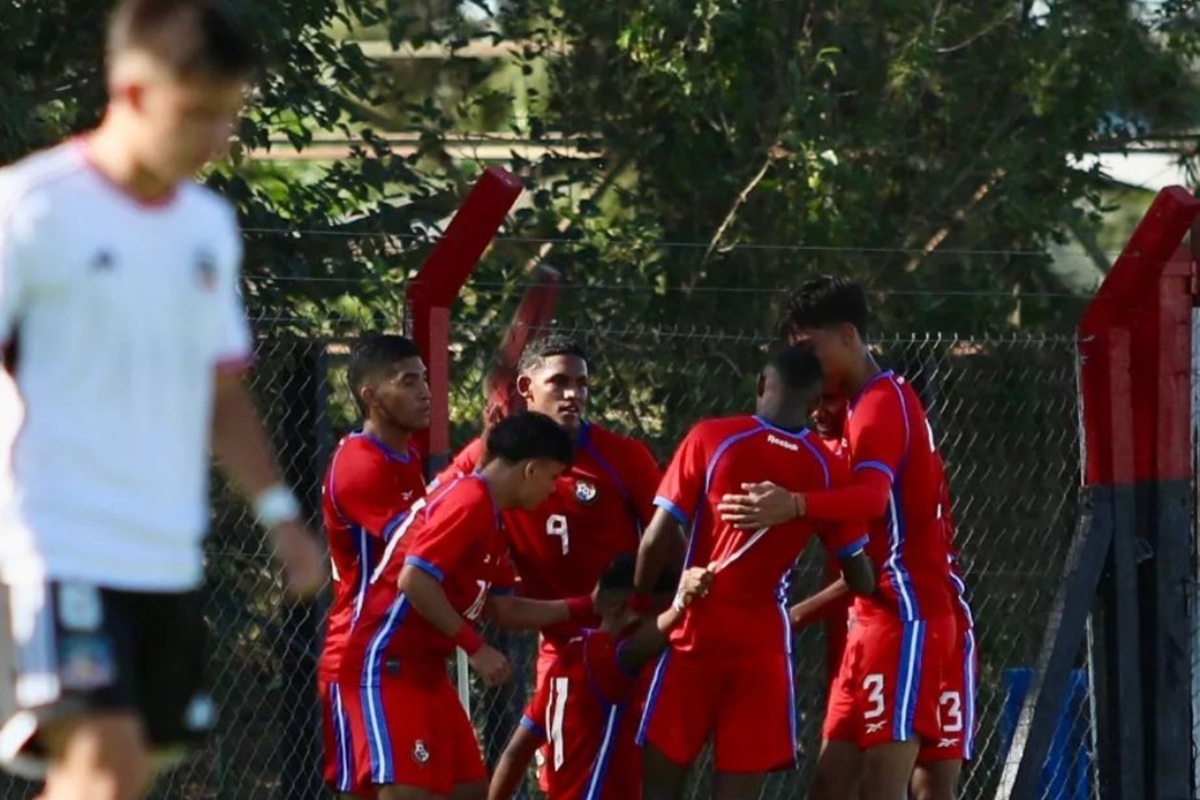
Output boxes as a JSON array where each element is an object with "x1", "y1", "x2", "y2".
[
  {"x1": 671, "y1": 593, "x2": 687, "y2": 613},
  {"x1": 254, "y1": 484, "x2": 301, "y2": 528}
]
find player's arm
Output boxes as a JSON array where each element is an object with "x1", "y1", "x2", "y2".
[
  {"x1": 490, "y1": 675, "x2": 548, "y2": 800},
  {"x1": 617, "y1": 566, "x2": 712, "y2": 672},
  {"x1": 212, "y1": 371, "x2": 324, "y2": 599},
  {"x1": 788, "y1": 553, "x2": 874, "y2": 628},
  {"x1": 485, "y1": 553, "x2": 593, "y2": 630},
  {"x1": 627, "y1": 439, "x2": 665, "y2": 529},
  {"x1": 634, "y1": 427, "x2": 706, "y2": 595},
  {"x1": 329, "y1": 452, "x2": 420, "y2": 541}
]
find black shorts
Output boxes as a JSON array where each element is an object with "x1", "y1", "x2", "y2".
[{"x1": 0, "y1": 580, "x2": 213, "y2": 778}]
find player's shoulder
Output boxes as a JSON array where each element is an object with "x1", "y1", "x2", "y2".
[
  {"x1": 583, "y1": 423, "x2": 655, "y2": 458},
  {"x1": 0, "y1": 141, "x2": 87, "y2": 210},
  {"x1": 429, "y1": 473, "x2": 490, "y2": 514},
  {"x1": 176, "y1": 181, "x2": 240, "y2": 233},
  {"x1": 686, "y1": 414, "x2": 760, "y2": 445}
]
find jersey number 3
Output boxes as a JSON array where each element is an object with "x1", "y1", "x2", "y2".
[{"x1": 546, "y1": 514, "x2": 569, "y2": 554}]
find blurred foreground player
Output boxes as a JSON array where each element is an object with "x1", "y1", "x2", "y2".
[
  {"x1": 634, "y1": 345, "x2": 875, "y2": 800},
  {"x1": 319, "y1": 335, "x2": 431, "y2": 797},
  {"x1": 0, "y1": 2, "x2": 325, "y2": 800},
  {"x1": 487, "y1": 557, "x2": 712, "y2": 800},
  {"x1": 435, "y1": 334, "x2": 662, "y2": 787},
  {"x1": 349, "y1": 413, "x2": 601, "y2": 800},
  {"x1": 719, "y1": 276, "x2": 959, "y2": 800}
]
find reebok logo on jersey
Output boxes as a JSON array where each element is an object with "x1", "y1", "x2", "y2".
[
  {"x1": 866, "y1": 721, "x2": 887, "y2": 734},
  {"x1": 938, "y1": 738, "x2": 960, "y2": 748},
  {"x1": 767, "y1": 434, "x2": 799, "y2": 452}
]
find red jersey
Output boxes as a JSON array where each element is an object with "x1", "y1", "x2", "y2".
[
  {"x1": 436, "y1": 422, "x2": 659, "y2": 642},
  {"x1": 347, "y1": 475, "x2": 516, "y2": 685},
  {"x1": 318, "y1": 433, "x2": 426, "y2": 680},
  {"x1": 523, "y1": 629, "x2": 644, "y2": 800},
  {"x1": 845, "y1": 371, "x2": 955, "y2": 621},
  {"x1": 935, "y1": 455, "x2": 974, "y2": 632},
  {"x1": 655, "y1": 415, "x2": 867, "y2": 654}
]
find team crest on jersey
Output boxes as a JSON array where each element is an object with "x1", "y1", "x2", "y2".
[
  {"x1": 574, "y1": 480, "x2": 597, "y2": 504},
  {"x1": 413, "y1": 740, "x2": 430, "y2": 765},
  {"x1": 195, "y1": 248, "x2": 218, "y2": 291}
]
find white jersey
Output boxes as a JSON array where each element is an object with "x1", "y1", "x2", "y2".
[{"x1": 0, "y1": 140, "x2": 253, "y2": 591}]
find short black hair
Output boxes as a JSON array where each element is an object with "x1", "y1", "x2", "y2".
[
  {"x1": 347, "y1": 334, "x2": 422, "y2": 414},
  {"x1": 596, "y1": 554, "x2": 681, "y2": 596},
  {"x1": 107, "y1": 0, "x2": 260, "y2": 79},
  {"x1": 482, "y1": 411, "x2": 574, "y2": 467},
  {"x1": 765, "y1": 343, "x2": 825, "y2": 394},
  {"x1": 778, "y1": 275, "x2": 869, "y2": 340},
  {"x1": 517, "y1": 333, "x2": 589, "y2": 375}
]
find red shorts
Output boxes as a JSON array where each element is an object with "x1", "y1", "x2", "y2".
[
  {"x1": 319, "y1": 678, "x2": 374, "y2": 797},
  {"x1": 918, "y1": 621, "x2": 978, "y2": 763},
  {"x1": 637, "y1": 647, "x2": 798, "y2": 773},
  {"x1": 526, "y1": 640, "x2": 559, "y2": 791},
  {"x1": 823, "y1": 614, "x2": 956, "y2": 749},
  {"x1": 361, "y1": 669, "x2": 486, "y2": 794}
]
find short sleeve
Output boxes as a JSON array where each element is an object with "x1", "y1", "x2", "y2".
[
  {"x1": 586, "y1": 632, "x2": 638, "y2": 705},
  {"x1": 327, "y1": 448, "x2": 424, "y2": 541},
  {"x1": 403, "y1": 487, "x2": 484, "y2": 582},
  {"x1": 520, "y1": 673, "x2": 550, "y2": 741},
  {"x1": 624, "y1": 441, "x2": 663, "y2": 529},
  {"x1": 0, "y1": 180, "x2": 37, "y2": 345},
  {"x1": 817, "y1": 445, "x2": 868, "y2": 557},
  {"x1": 489, "y1": 551, "x2": 517, "y2": 596},
  {"x1": 848, "y1": 385, "x2": 908, "y2": 485},
  {"x1": 213, "y1": 206, "x2": 253, "y2": 372},
  {"x1": 653, "y1": 425, "x2": 709, "y2": 527}
]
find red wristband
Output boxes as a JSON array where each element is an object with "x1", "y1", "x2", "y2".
[
  {"x1": 565, "y1": 595, "x2": 594, "y2": 622},
  {"x1": 452, "y1": 624, "x2": 484, "y2": 656},
  {"x1": 630, "y1": 593, "x2": 653, "y2": 614}
]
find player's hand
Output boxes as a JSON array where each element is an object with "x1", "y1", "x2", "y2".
[
  {"x1": 482, "y1": 402, "x2": 506, "y2": 432},
  {"x1": 677, "y1": 567, "x2": 713, "y2": 605},
  {"x1": 271, "y1": 520, "x2": 327, "y2": 601},
  {"x1": 717, "y1": 482, "x2": 800, "y2": 529},
  {"x1": 469, "y1": 644, "x2": 513, "y2": 686},
  {"x1": 788, "y1": 603, "x2": 811, "y2": 628}
]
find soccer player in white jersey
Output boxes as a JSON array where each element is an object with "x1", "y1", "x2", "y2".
[{"x1": 0, "y1": 2, "x2": 325, "y2": 800}]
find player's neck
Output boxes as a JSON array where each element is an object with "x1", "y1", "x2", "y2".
[
  {"x1": 84, "y1": 121, "x2": 177, "y2": 204},
  {"x1": 475, "y1": 461, "x2": 519, "y2": 508},
  {"x1": 362, "y1": 419, "x2": 412, "y2": 455},
  {"x1": 841, "y1": 352, "x2": 882, "y2": 400},
  {"x1": 759, "y1": 412, "x2": 807, "y2": 433}
]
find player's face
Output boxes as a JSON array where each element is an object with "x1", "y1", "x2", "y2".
[
  {"x1": 518, "y1": 355, "x2": 589, "y2": 433},
  {"x1": 518, "y1": 458, "x2": 567, "y2": 509},
  {"x1": 812, "y1": 393, "x2": 846, "y2": 440},
  {"x1": 787, "y1": 325, "x2": 856, "y2": 389},
  {"x1": 132, "y1": 73, "x2": 246, "y2": 180},
  {"x1": 365, "y1": 357, "x2": 432, "y2": 431}
]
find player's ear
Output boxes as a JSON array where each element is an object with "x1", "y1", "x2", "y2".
[
  {"x1": 358, "y1": 384, "x2": 374, "y2": 410},
  {"x1": 516, "y1": 373, "x2": 533, "y2": 399},
  {"x1": 839, "y1": 321, "x2": 859, "y2": 346},
  {"x1": 756, "y1": 371, "x2": 767, "y2": 398}
]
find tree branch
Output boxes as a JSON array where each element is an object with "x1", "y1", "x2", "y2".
[{"x1": 903, "y1": 168, "x2": 1005, "y2": 273}]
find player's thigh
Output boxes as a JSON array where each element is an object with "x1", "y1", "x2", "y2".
[
  {"x1": 321, "y1": 679, "x2": 374, "y2": 797},
  {"x1": 0, "y1": 581, "x2": 143, "y2": 780},
  {"x1": 41, "y1": 712, "x2": 151, "y2": 800},
  {"x1": 642, "y1": 743, "x2": 690, "y2": 800},
  {"x1": 132, "y1": 589, "x2": 213, "y2": 766},
  {"x1": 911, "y1": 760, "x2": 962, "y2": 800},
  {"x1": 855, "y1": 616, "x2": 951, "y2": 748},
  {"x1": 445, "y1": 782, "x2": 485, "y2": 800},
  {"x1": 713, "y1": 651, "x2": 796, "y2": 773},
  {"x1": 636, "y1": 650, "x2": 718, "y2": 768},
  {"x1": 821, "y1": 622, "x2": 862, "y2": 745},
  {"x1": 377, "y1": 786, "x2": 434, "y2": 800},
  {"x1": 712, "y1": 771, "x2": 765, "y2": 800},
  {"x1": 529, "y1": 645, "x2": 558, "y2": 791},
  {"x1": 810, "y1": 739, "x2": 862, "y2": 800},
  {"x1": 918, "y1": 622, "x2": 977, "y2": 765},
  {"x1": 859, "y1": 740, "x2": 920, "y2": 800}
]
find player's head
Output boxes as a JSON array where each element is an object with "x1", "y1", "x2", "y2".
[
  {"x1": 592, "y1": 554, "x2": 682, "y2": 631},
  {"x1": 812, "y1": 392, "x2": 846, "y2": 441},
  {"x1": 516, "y1": 334, "x2": 589, "y2": 435},
  {"x1": 347, "y1": 334, "x2": 431, "y2": 431},
  {"x1": 756, "y1": 343, "x2": 825, "y2": 425},
  {"x1": 104, "y1": 0, "x2": 259, "y2": 181},
  {"x1": 778, "y1": 275, "x2": 869, "y2": 391},
  {"x1": 480, "y1": 412, "x2": 574, "y2": 510}
]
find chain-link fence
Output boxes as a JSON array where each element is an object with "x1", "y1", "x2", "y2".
[{"x1": 0, "y1": 306, "x2": 1098, "y2": 800}]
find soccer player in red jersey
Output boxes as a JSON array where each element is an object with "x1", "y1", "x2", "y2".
[
  {"x1": 487, "y1": 556, "x2": 713, "y2": 800},
  {"x1": 318, "y1": 335, "x2": 431, "y2": 797},
  {"x1": 719, "y1": 276, "x2": 961, "y2": 800},
  {"x1": 434, "y1": 334, "x2": 663, "y2": 787},
  {"x1": 346, "y1": 413, "x2": 598, "y2": 800},
  {"x1": 633, "y1": 344, "x2": 876, "y2": 800}
]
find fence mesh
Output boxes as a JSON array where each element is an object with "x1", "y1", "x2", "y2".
[{"x1": 0, "y1": 302, "x2": 1098, "y2": 800}]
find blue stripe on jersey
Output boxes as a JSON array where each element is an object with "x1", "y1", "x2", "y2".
[
  {"x1": 405, "y1": 556, "x2": 443, "y2": 582},
  {"x1": 351, "y1": 526, "x2": 372, "y2": 625},
  {"x1": 636, "y1": 650, "x2": 671, "y2": 746},
  {"x1": 892, "y1": 620, "x2": 924, "y2": 740},
  {"x1": 835, "y1": 536, "x2": 869, "y2": 558},
  {"x1": 881, "y1": 379, "x2": 919, "y2": 621},
  {"x1": 653, "y1": 496, "x2": 689, "y2": 526},
  {"x1": 583, "y1": 704, "x2": 623, "y2": 800},
  {"x1": 362, "y1": 595, "x2": 410, "y2": 783},
  {"x1": 798, "y1": 434, "x2": 832, "y2": 488},
  {"x1": 329, "y1": 682, "x2": 353, "y2": 792},
  {"x1": 778, "y1": 600, "x2": 800, "y2": 768},
  {"x1": 854, "y1": 460, "x2": 895, "y2": 481},
  {"x1": 580, "y1": 430, "x2": 644, "y2": 538},
  {"x1": 963, "y1": 627, "x2": 978, "y2": 759},
  {"x1": 380, "y1": 508, "x2": 411, "y2": 543},
  {"x1": 520, "y1": 714, "x2": 545, "y2": 738}
]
